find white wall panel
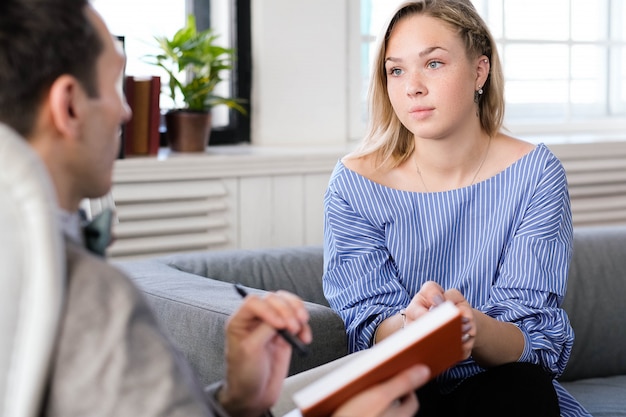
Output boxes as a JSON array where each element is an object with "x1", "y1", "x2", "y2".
[
  {"x1": 273, "y1": 175, "x2": 305, "y2": 247},
  {"x1": 239, "y1": 176, "x2": 273, "y2": 249},
  {"x1": 304, "y1": 173, "x2": 331, "y2": 245},
  {"x1": 250, "y1": 0, "x2": 349, "y2": 146}
]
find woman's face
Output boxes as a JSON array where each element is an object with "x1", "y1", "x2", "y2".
[{"x1": 384, "y1": 13, "x2": 487, "y2": 141}]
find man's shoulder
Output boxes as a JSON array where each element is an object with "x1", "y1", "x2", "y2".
[
  {"x1": 63, "y1": 238, "x2": 141, "y2": 303},
  {"x1": 51, "y1": 240, "x2": 214, "y2": 416}
]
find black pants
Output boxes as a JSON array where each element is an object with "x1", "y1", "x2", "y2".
[{"x1": 415, "y1": 363, "x2": 560, "y2": 417}]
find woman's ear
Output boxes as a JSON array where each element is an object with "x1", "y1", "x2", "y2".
[
  {"x1": 47, "y1": 75, "x2": 84, "y2": 141},
  {"x1": 475, "y1": 55, "x2": 490, "y2": 89}
]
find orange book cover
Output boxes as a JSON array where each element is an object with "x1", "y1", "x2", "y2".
[
  {"x1": 292, "y1": 301, "x2": 464, "y2": 417},
  {"x1": 129, "y1": 77, "x2": 152, "y2": 155}
]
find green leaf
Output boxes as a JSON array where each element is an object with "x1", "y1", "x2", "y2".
[{"x1": 142, "y1": 14, "x2": 246, "y2": 115}]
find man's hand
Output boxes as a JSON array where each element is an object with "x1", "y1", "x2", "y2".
[
  {"x1": 219, "y1": 290, "x2": 312, "y2": 417},
  {"x1": 331, "y1": 365, "x2": 430, "y2": 417}
]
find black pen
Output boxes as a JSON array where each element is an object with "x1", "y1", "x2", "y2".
[{"x1": 233, "y1": 283, "x2": 310, "y2": 356}]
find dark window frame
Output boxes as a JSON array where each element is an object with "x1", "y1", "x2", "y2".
[{"x1": 193, "y1": 0, "x2": 251, "y2": 145}]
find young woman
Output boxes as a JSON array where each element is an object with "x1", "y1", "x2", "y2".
[{"x1": 322, "y1": 1, "x2": 589, "y2": 415}]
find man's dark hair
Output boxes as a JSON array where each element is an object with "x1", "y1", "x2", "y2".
[{"x1": 0, "y1": 0, "x2": 103, "y2": 137}]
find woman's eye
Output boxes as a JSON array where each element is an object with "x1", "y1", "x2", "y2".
[
  {"x1": 427, "y1": 61, "x2": 443, "y2": 69},
  {"x1": 389, "y1": 68, "x2": 403, "y2": 76}
]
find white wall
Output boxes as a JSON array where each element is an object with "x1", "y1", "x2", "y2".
[{"x1": 251, "y1": 1, "x2": 351, "y2": 147}]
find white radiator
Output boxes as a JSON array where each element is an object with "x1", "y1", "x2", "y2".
[
  {"x1": 552, "y1": 141, "x2": 626, "y2": 227},
  {"x1": 107, "y1": 179, "x2": 235, "y2": 260}
]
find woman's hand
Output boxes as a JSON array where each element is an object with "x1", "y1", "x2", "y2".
[
  {"x1": 406, "y1": 281, "x2": 476, "y2": 359},
  {"x1": 443, "y1": 288, "x2": 476, "y2": 360},
  {"x1": 407, "y1": 281, "x2": 446, "y2": 317}
]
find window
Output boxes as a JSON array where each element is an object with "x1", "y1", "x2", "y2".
[
  {"x1": 93, "y1": 0, "x2": 250, "y2": 145},
  {"x1": 92, "y1": 0, "x2": 187, "y2": 108},
  {"x1": 357, "y1": 0, "x2": 626, "y2": 143}
]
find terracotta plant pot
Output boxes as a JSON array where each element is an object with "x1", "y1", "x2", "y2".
[{"x1": 165, "y1": 110, "x2": 212, "y2": 152}]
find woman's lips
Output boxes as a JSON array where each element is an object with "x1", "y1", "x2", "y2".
[{"x1": 409, "y1": 106, "x2": 435, "y2": 120}]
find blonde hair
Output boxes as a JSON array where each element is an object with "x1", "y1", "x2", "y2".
[{"x1": 351, "y1": 0, "x2": 505, "y2": 168}]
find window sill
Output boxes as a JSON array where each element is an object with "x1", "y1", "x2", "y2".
[{"x1": 114, "y1": 144, "x2": 349, "y2": 183}]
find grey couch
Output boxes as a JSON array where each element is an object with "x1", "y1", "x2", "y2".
[{"x1": 117, "y1": 226, "x2": 626, "y2": 417}]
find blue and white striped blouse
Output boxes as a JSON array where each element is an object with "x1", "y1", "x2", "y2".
[{"x1": 322, "y1": 143, "x2": 590, "y2": 416}]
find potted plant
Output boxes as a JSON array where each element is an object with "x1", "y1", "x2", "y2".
[{"x1": 147, "y1": 15, "x2": 247, "y2": 152}]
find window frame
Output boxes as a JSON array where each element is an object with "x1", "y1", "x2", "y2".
[{"x1": 192, "y1": 0, "x2": 251, "y2": 145}]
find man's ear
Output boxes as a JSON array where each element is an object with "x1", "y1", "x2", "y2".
[{"x1": 47, "y1": 75, "x2": 84, "y2": 140}]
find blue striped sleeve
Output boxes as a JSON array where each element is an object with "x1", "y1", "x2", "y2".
[
  {"x1": 323, "y1": 174, "x2": 410, "y2": 350},
  {"x1": 485, "y1": 154, "x2": 573, "y2": 376}
]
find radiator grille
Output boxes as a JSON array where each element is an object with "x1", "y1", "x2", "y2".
[
  {"x1": 552, "y1": 142, "x2": 626, "y2": 227},
  {"x1": 107, "y1": 179, "x2": 233, "y2": 260}
]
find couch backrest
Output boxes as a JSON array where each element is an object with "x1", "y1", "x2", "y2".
[{"x1": 559, "y1": 226, "x2": 626, "y2": 381}]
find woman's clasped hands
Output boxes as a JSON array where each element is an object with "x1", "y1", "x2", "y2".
[{"x1": 407, "y1": 281, "x2": 476, "y2": 359}]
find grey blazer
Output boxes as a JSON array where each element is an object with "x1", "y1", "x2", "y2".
[{"x1": 43, "y1": 240, "x2": 229, "y2": 417}]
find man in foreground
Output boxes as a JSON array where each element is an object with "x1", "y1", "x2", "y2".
[{"x1": 0, "y1": 0, "x2": 429, "y2": 415}]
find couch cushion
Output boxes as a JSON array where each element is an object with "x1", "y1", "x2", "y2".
[
  {"x1": 560, "y1": 226, "x2": 626, "y2": 381},
  {"x1": 561, "y1": 375, "x2": 626, "y2": 416}
]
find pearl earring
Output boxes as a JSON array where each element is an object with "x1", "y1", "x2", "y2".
[{"x1": 474, "y1": 86, "x2": 484, "y2": 104}]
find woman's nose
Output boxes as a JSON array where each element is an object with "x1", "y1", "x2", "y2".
[{"x1": 406, "y1": 72, "x2": 426, "y2": 96}]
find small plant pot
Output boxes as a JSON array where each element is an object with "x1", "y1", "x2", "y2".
[{"x1": 165, "y1": 109, "x2": 212, "y2": 152}]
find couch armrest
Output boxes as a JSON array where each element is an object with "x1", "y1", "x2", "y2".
[
  {"x1": 153, "y1": 246, "x2": 330, "y2": 307},
  {"x1": 116, "y1": 261, "x2": 347, "y2": 386}
]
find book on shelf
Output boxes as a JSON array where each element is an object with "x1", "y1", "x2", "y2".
[
  {"x1": 123, "y1": 75, "x2": 160, "y2": 156},
  {"x1": 292, "y1": 301, "x2": 464, "y2": 417},
  {"x1": 147, "y1": 75, "x2": 161, "y2": 155}
]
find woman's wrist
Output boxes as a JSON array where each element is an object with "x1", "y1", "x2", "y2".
[
  {"x1": 399, "y1": 309, "x2": 407, "y2": 329},
  {"x1": 373, "y1": 310, "x2": 407, "y2": 345}
]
